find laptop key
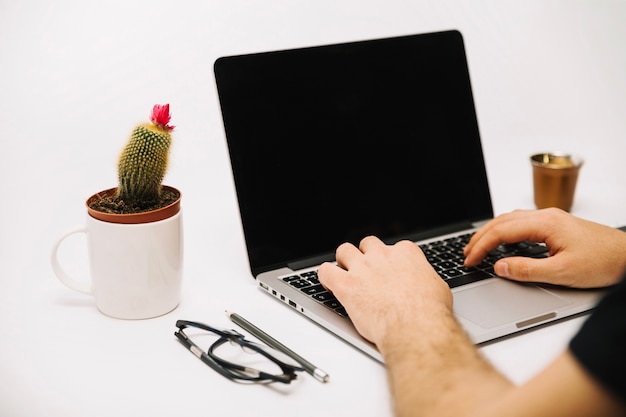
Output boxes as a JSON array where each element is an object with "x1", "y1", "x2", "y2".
[
  {"x1": 289, "y1": 279, "x2": 312, "y2": 289},
  {"x1": 307, "y1": 276, "x2": 320, "y2": 285},
  {"x1": 436, "y1": 260, "x2": 457, "y2": 270},
  {"x1": 323, "y1": 299, "x2": 343, "y2": 310},
  {"x1": 282, "y1": 275, "x2": 301, "y2": 282},
  {"x1": 520, "y1": 244, "x2": 549, "y2": 257},
  {"x1": 496, "y1": 241, "x2": 549, "y2": 258},
  {"x1": 442, "y1": 268, "x2": 464, "y2": 278},
  {"x1": 445, "y1": 270, "x2": 493, "y2": 288},
  {"x1": 438, "y1": 252, "x2": 456, "y2": 261},
  {"x1": 301, "y1": 284, "x2": 326, "y2": 295},
  {"x1": 313, "y1": 291, "x2": 336, "y2": 302}
]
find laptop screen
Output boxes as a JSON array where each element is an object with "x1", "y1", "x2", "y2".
[{"x1": 215, "y1": 30, "x2": 493, "y2": 276}]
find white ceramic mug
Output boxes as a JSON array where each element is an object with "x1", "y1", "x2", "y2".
[{"x1": 51, "y1": 211, "x2": 183, "y2": 319}]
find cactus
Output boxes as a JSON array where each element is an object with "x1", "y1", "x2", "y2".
[{"x1": 116, "y1": 104, "x2": 174, "y2": 207}]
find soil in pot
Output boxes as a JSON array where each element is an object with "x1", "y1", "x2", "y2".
[
  {"x1": 86, "y1": 186, "x2": 181, "y2": 225},
  {"x1": 89, "y1": 187, "x2": 179, "y2": 215}
]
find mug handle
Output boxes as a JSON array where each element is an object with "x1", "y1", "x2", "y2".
[{"x1": 51, "y1": 226, "x2": 93, "y2": 295}]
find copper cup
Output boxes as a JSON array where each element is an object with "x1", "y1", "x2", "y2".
[{"x1": 531, "y1": 153, "x2": 583, "y2": 212}]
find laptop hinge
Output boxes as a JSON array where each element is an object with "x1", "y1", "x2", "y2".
[
  {"x1": 287, "y1": 252, "x2": 335, "y2": 272},
  {"x1": 471, "y1": 219, "x2": 491, "y2": 229},
  {"x1": 389, "y1": 221, "x2": 477, "y2": 245}
]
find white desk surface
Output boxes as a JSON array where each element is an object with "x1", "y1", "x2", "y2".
[{"x1": 1, "y1": 1, "x2": 625, "y2": 416}]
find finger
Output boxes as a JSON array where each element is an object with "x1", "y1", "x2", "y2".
[
  {"x1": 358, "y1": 235, "x2": 385, "y2": 253},
  {"x1": 464, "y1": 210, "x2": 557, "y2": 266},
  {"x1": 464, "y1": 210, "x2": 533, "y2": 257},
  {"x1": 493, "y1": 256, "x2": 565, "y2": 285},
  {"x1": 317, "y1": 261, "x2": 347, "y2": 292},
  {"x1": 335, "y1": 242, "x2": 362, "y2": 269}
]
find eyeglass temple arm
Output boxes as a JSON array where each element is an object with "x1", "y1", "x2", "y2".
[
  {"x1": 174, "y1": 330, "x2": 233, "y2": 378},
  {"x1": 175, "y1": 330, "x2": 200, "y2": 355}
]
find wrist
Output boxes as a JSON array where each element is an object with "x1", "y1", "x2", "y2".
[{"x1": 377, "y1": 303, "x2": 458, "y2": 359}]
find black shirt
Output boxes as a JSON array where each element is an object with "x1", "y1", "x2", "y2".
[{"x1": 570, "y1": 273, "x2": 626, "y2": 404}]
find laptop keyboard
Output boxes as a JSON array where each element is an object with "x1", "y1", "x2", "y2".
[{"x1": 280, "y1": 233, "x2": 549, "y2": 319}]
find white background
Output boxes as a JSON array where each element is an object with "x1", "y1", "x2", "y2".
[{"x1": 1, "y1": 1, "x2": 625, "y2": 416}]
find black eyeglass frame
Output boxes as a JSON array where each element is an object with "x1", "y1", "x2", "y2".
[{"x1": 175, "y1": 320, "x2": 304, "y2": 384}]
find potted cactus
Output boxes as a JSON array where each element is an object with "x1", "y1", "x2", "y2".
[
  {"x1": 88, "y1": 103, "x2": 181, "y2": 223},
  {"x1": 51, "y1": 104, "x2": 183, "y2": 319}
]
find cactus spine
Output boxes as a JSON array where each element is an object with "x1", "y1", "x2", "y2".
[{"x1": 116, "y1": 104, "x2": 174, "y2": 206}]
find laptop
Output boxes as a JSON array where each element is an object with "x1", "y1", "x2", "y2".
[{"x1": 214, "y1": 30, "x2": 605, "y2": 362}]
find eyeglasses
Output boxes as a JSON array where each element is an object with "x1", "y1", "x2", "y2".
[{"x1": 174, "y1": 320, "x2": 305, "y2": 384}]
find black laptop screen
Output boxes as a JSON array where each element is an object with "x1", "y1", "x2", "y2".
[{"x1": 215, "y1": 30, "x2": 493, "y2": 276}]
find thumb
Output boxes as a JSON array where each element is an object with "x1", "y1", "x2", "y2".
[{"x1": 493, "y1": 257, "x2": 555, "y2": 283}]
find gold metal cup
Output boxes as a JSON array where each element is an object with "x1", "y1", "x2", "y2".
[{"x1": 531, "y1": 153, "x2": 583, "y2": 212}]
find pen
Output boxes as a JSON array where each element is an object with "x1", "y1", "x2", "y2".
[{"x1": 226, "y1": 310, "x2": 330, "y2": 383}]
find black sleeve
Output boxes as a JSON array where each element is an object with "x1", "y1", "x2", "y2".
[{"x1": 569, "y1": 273, "x2": 626, "y2": 405}]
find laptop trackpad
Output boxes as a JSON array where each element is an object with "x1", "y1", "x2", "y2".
[{"x1": 453, "y1": 279, "x2": 571, "y2": 329}]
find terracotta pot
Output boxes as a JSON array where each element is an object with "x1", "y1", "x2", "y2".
[{"x1": 86, "y1": 185, "x2": 181, "y2": 224}]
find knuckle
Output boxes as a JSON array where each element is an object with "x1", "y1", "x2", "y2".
[
  {"x1": 395, "y1": 240, "x2": 415, "y2": 250},
  {"x1": 317, "y1": 262, "x2": 331, "y2": 275},
  {"x1": 542, "y1": 207, "x2": 566, "y2": 219},
  {"x1": 360, "y1": 235, "x2": 378, "y2": 246},
  {"x1": 336, "y1": 241, "x2": 353, "y2": 253}
]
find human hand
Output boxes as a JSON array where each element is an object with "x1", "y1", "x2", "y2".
[
  {"x1": 464, "y1": 208, "x2": 626, "y2": 288},
  {"x1": 318, "y1": 236, "x2": 451, "y2": 353}
]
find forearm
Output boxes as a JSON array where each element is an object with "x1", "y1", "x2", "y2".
[
  {"x1": 380, "y1": 305, "x2": 512, "y2": 417},
  {"x1": 380, "y1": 311, "x2": 626, "y2": 417}
]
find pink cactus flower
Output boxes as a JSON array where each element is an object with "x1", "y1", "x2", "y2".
[{"x1": 151, "y1": 104, "x2": 175, "y2": 131}]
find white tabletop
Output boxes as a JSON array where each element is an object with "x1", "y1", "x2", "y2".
[{"x1": 1, "y1": 1, "x2": 625, "y2": 416}]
